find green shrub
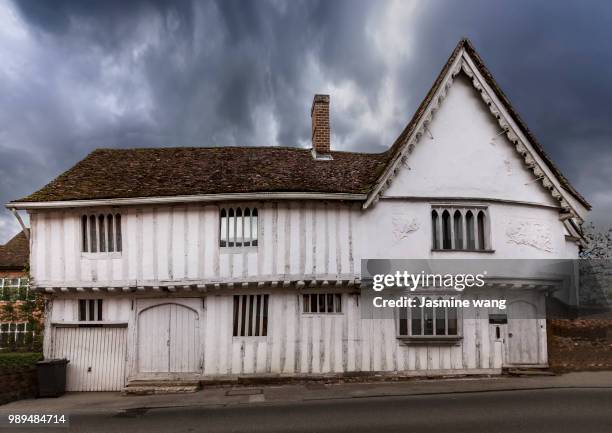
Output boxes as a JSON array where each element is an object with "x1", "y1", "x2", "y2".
[{"x1": 0, "y1": 352, "x2": 42, "y2": 371}]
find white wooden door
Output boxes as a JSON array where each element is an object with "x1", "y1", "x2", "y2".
[
  {"x1": 52, "y1": 326, "x2": 127, "y2": 391},
  {"x1": 137, "y1": 303, "x2": 200, "y2": 373},
  {"x1": 505, "y1": 301, "x2": 539, "y2": 365}
]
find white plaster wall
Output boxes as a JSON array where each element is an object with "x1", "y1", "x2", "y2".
[
  {"x1": 384, "y1": 74, "x2": 557, "y2": 207},
  {"x1": 356, "y1": 201, "x2": 574, "y2": 262}
]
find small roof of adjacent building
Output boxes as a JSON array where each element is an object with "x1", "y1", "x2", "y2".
[{"x1": 0, "y1": 230, "x2": 29, "y2": 271}]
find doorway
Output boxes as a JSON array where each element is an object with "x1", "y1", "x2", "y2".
[{"x1": 137, "y1": 303, "x2": 200, "y2": 373}]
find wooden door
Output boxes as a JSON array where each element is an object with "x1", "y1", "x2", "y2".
[
  {"x1": 137, "y1": 303, "x2": 200, "y2": 373},
  {"x1": 489, "y1": 322, "x2": 506, "y2": 369},
  {"x1": 505, "y1": 301, "x2": 539, "y2": 365}
]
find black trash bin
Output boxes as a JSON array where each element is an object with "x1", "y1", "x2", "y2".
[{"x1": 36, "y1": 359, "x2": 69, "y2": 397}]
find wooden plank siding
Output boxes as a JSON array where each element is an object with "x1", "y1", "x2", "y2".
[
  {"x1": 53, "y1": 289, "x2": 512, "y2": 378},
  {"x1": 29, "y1": 201, "x2": 358, "y2": 287},
  {"x1": 196, "y1": 293, "x2": 506, "y2": 377},
  {"x1": 47, "y1": 293, "x2": 510, "y2": 383}
]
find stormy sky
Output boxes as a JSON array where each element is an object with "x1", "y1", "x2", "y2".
[{"x1": 1, "y1": 0, "x2": 611, "y2": 243}]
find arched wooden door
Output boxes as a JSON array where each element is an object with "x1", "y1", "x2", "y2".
[
  {"x1": 505, "y1": 300, "x2": 539, "y2": 365},
  {"x1": 137, "y1": 303, "x2": 200, "y2": 373}
]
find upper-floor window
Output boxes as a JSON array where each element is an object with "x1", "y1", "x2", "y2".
[
  {"x1": 220, "y1": 207, "x2": 258, "y2": 248},
  {"x1": 81, "y1": 213, "x2": 122, "y2": 253},
  {"x1": 431, "y1": 206, "x2": 490, "y2": 251}
]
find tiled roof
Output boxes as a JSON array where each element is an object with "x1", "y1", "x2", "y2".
[
  {"x1": 0, "y1": 230, "x2": 29, "y2": 270},
  {"x1": 14, "y1": 147, "x2": 388, "y2": 202}
]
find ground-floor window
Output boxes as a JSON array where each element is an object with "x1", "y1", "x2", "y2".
[
  {"x1": 302, "y1": 293, "x2": 342, "y2": 314},
  {"x1": 78, "y1": 299, "x2": 103, "y2": 321},
  {"x1": 233, "y1": 294, "x2": 268, "y2": 336},
  {"x1": 398, "y1": 297, "x2": 458, "y2": 337}
]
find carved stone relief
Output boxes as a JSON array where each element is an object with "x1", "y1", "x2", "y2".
[
  {"x1": 392, "y1": 215, "x2": 419, "y2": 240},
  {"x1": 505, "y1": 218, "x2": 553, "y2": 252}
]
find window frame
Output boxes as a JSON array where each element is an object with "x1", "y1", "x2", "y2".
[
  {"x1": 80, "y1": 210, "x2": 123, "y2": 258},
  {"x1": 430, "y1": 204, "x2": 493, "y2": 253},
  {"x1": 0, "y1": 277, "x2": 30, "y2": 301},
  {"x1": 397, "y1": 294, "x2": 463, "y2": 344},
  {"x1": 232, "y1": 294, "x2": 269, "y2": 337},
  {"x1": 78, "y1": 299, "x2": 103, "y2": 322},
  {"x1": 302, "y1": 293, "x2": 343, "y2": 315},
  {"x1": 219, "y1": 205, "x2": 259, "y2": 252}
]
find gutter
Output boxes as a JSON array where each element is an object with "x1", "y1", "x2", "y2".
[{"x1": 5, "y1": 192, "x2": 368, "y2": 210}]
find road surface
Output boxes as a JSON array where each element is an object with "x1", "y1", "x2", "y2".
[{"x1": 3, "y1": 388, "x2": 611, "y2": 433}]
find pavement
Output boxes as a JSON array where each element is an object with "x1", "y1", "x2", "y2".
[{"x1": 1, "y1": 371, "x2": 611, "y2": 415}]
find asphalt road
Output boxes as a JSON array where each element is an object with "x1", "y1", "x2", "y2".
[{"x1": 5, "y1": 388, "x2": 611, "y2": 433}]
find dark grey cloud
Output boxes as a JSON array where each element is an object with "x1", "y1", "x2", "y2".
[{"x1": 1, "y1": 0, "x2": 611, "y2": 242}]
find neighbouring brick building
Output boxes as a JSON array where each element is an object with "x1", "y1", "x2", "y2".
[{"x1": 0, "y1": 229, "x2": 39, "y2": 350}]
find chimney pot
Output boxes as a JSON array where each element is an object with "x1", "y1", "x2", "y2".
[{"x1": 311, "y1": 94, "x2": 330, "y2": 156}]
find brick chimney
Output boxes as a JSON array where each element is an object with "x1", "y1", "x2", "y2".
[{"x1": 311, "y1": 94, "x2": 330, "y2": 156}]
